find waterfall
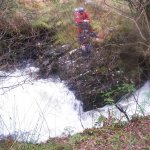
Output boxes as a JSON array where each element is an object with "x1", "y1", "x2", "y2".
[
  {"x1": 0, "y1": 67, "x2": 98, "y2": 143},
  {"x1": 95, "y1": 81, "x2": 150, "y2": 121},
  {"x1": 0, "y1": 66, "x2": 150, "y2": 143}
]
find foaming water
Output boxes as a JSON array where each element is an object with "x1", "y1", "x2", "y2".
[
  {"x1": 94, "y1": 81, "x2": 150, "y2": 122},
  {"x1": 0, "y1": 67, "x2": 150, "y2": 143},
  {"x1": 0, "y1": 67, "x2": 98, "y2": 143}
]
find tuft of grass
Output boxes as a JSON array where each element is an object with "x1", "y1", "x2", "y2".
[
  {"x1": 1, "y1": 139, "x2": 73, "y2": 150},
  {"x1": 31, "y1": 18, "x2": 50, "y2": 29},
  {"x1": 69, "y1": 133, "x2": 85, "y2": 145}
]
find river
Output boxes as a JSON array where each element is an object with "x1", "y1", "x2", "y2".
[{"x1": 0, "y1": 66, "x2": 150, "y2": 143}]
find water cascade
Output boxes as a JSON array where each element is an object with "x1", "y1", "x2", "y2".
[{"x1": 0, "y1": 67, "x2": 150, "y2": 143}]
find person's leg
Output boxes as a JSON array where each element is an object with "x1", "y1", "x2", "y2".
[
  {"x1": 78, "y1": 32, "x2": 84, "y2": 45},
  {"x1": 90, "y1": 32, "x2": 97, "y2": 37}
]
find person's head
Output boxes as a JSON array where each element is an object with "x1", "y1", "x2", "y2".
[
  {"x1": 78, "y1": 7, "x2": 85, "y2": 14},
  {"x1": 74, "y1": 8, "x2": 78, "y2": 12}
]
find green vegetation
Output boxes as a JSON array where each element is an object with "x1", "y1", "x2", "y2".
[
  {"x1": 0, "y1": 0, "x2": 150, "y2": 149},
  {"x1": 0, "y1": 139, "x2": 72, "y2": 150},
  {"x1": 1, "y1": 116, "x2": 150, "y2": 150},
  {"x1": 101, "y1": 83, "x2": 135, "y2": 104}
]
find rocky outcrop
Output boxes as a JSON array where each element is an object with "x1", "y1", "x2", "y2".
[
  {"x1": 1, "y1": 27, "x2": 150, "y2": 112},
  {"x1": 57, "y1": 44, "x2": 150, "y2": 111}
]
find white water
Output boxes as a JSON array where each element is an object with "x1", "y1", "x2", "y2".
[
  {"x1": 0, "y1": 67, "x2": 99, "y2": 143},
  {"x1": 0, "y1": 67, "x2": 150, "y2": 143},
  {"x1": 95, "y1": 81, "x2": 150, "y2": 121}
]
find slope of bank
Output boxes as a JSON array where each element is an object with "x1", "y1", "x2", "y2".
[{"x1": 1, "y1": 115, "x2": 150, "y2": 150}]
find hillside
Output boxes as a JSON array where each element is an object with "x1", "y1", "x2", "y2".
[{"x1": 0, "y1": 0, "x2": 150, "y2": 149}]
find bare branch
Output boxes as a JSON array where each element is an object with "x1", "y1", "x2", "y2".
[{"x1": 103, "y1": 0, "x2": 147, "y2": 41}]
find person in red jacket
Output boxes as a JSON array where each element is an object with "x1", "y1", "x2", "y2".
[
  {"x1": 74, "y1": 7, "x2": 96, "y2": 44},
  {"x1": 74, "y1": 7, "x2": 90, "y2": 33}
]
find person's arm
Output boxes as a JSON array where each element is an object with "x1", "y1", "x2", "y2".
[{"x1": 84, "y1": 11, "x2": 90, "y2": 22}]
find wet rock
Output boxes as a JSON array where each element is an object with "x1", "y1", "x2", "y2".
[
  {"x1": 43, "y1": 60, "x2": 49, "y2": 66},
  {"x1": 56, "y1": 43, "x2": 150, "y2": 112}
]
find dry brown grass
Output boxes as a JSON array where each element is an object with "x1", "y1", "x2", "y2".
[{"x1": 75, "y1": 116, "x2": 150, "y2": 150}]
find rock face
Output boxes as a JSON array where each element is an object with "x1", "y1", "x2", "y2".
[{"x1": 57, "y1": 44, "x2": 150, "y2": 111}]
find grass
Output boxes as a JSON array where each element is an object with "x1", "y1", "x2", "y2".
[
  {"x1": 1, "y1": 1, "x2": 150, "y2": 149},
  {"x1": 1, "y1": 0, "x2": 137, "y2": 47},
  {"x1": 0, "y1": 138, "x2": 72, "y2": 150},
  {"x1": 1, "y1": 116, "x2": 149, "y2": 150}
]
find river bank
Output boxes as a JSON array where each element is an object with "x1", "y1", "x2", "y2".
[{"x1": 1, "y1": 115, "x2": 150, "y2": 150}]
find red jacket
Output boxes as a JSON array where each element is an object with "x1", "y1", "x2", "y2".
[{"x1": 74, "y1": 11, "x2": 90, "y2": 24}]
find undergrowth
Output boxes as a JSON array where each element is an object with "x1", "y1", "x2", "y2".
[{"x1": 1, "y1": 116, "x2": 149, "y2": 150}]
